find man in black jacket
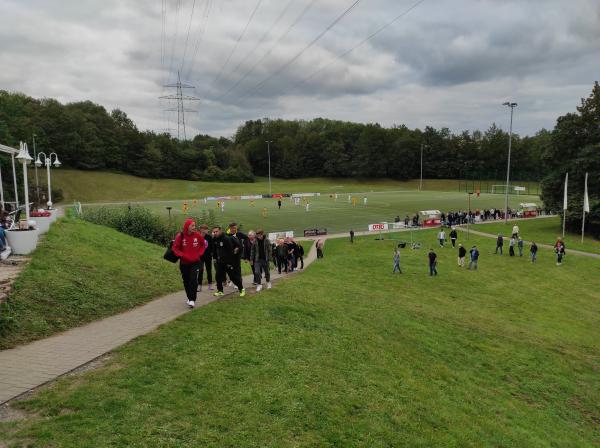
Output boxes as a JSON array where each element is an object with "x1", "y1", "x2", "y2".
[
  {"x1": 250, "y1": 229, "x2": 272, "y2": 291},
  {"x1": 212, "y1": 226, "x2": 245, "y2": 297},
  {"x1": 198, "y1": 224, "x2": 214, "y2": 291},
  {"x1": 449, "y1": 228, "x2": 458, "y2": 248},
  {"x1": 228, "y1": 223, "x2": 247, "y2": 285}
]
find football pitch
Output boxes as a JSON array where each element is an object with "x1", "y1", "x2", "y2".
[{"x1": 109, "y1": 190, "x2": 541, "y2": 235}]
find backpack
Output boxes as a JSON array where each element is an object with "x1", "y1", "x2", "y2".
[{"x1": 163, "y1": 233, "x2": 182, "y2": 263}]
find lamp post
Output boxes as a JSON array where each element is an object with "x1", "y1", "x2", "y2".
[
  {"x1": 33, "y1": 133, "x2": 40, "y2": 205},
  {"x1": 419, "y1": 143, "x2": 429, "y2": 191},
  {"x1": 34, "y1": 151, "x2": 61, "y2": 209},
  {"x1": 265, "y1": 140, "x2": 273, "y2": 196},
  {"x1": 467, "y1": 191, "x2": 474, "y2": 240},
  {"x1": 16, "y1": 142, "x2": 33, "y2": 221},
  {"x1": 502, "y1": 102, "x2": 517, "y2": 224}
]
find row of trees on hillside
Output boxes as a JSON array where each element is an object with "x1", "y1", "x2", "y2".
[
  {"x1": 235, "y1": 118, "x2": 549, "y2": 181},
  {"x1": 0, "y1": 91, "x2": 253, "y2": 183}
]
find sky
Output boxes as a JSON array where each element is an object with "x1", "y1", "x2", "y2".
[{"x1": 1, "y1": 0, "x2": 599, "y2": 139}]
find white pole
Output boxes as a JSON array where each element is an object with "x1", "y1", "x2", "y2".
[
  {"x1": 503, "y1": 102, "x2": 517, "y2": 224},
  {"x1": 11, "y1": 153, "x2": 19, "y2": 209},
  {"x1": 33, "y1": 134, "x2": 39, "y2": 204},
  {"x1": 46, "y1": 158, "x2": 52, "y2": 206},
  {"x1": 562, "y1": 172, "x2": 568, "y2": 238},
  {"x1": 266, "y1": 140, "x2": 272, "y2": 196},
  {"x1": 420, "y1": 143, "x2": 423, "y2": 191},
  {"x1": 22, "y1": 155, "x2": 30, "y2": 221}
]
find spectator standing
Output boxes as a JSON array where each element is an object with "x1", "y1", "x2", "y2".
[
  {"x1": 458, "y1": 244, "x2": 466, "y2": 267},
  {"x1": 438, "y1": 229, "x2": 446, "y2": 248},
  {"x1": 556, "y1": 241, "x2": 566, "y2": 266},
  {"x1": 277, "y1": 199, "x2": 282, "y2": 209},
  {"x1": 276, "y1": 239, "x2": 288, "y2": 273},
  {"x1": 530, "y1": 242, "x2": 538, "y2": 263},
  {"x1": 350, "y1": 229, "x2": 354, "y2": 243},
  {"x1": 509, "y1": 237, "x2": 516, "y2": 257},
  {"x1": 518, "y1": 237, "x2": 524, "y2": 257},
  {"x1": 449, "y1": 228, "x2": 458, "y2": 248},
  {"x1": 512, "y1": 224, "x2": 519, "y2": 238},
  {"x1": 468, "y1": 246, "x2": 479, "y2": 270},
  {"x1": 316, "y1": 239, "x2": 324, "y2": 258},
  {"x1": 428, "y1": 249, "x2": 438, "y2": 276},
  {"x1": 495, "y1": 234, "x2": 504, "y2": 254},
  {"x1": 393, "y1": 246, "x2": 402, "y2": 273}
]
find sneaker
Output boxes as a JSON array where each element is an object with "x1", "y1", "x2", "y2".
[
  {"x1": 188, "y1": 301, "x2": 195, "y2": 308},
  {"x1": 239, "y1": 288, "x2": 246, "y2": 297},
  {"x1": 256, "y1": 285, "x2": 263, "y2": 292},
  {"x1": 197, "y1": 285, "x2": 202, "y2": 292},
  {"x1": 213, "y1": 291, "x2": 224, "y2": 297},
  {"x1": 208, "y1": 284, "x2": 214, "y2": 290},
  {"x1": 186, "y1": 300, "x2": 191, "y2": 306},
  {"x1": 267, "y1": 282, "x2": 272, "y2": 289}
]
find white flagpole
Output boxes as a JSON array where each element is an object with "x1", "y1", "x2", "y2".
[
  {"x1": 582, "y1": 172, "x2": 589, "y2": 244},
  {"x1": 562, "y1": 172, "x2": 568, "y2": 238}
]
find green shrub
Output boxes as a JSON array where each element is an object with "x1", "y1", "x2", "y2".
[{"x1": 83, "y1": 206, "x2": 171, "y2": 245}]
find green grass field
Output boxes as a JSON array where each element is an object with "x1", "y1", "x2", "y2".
[
  {"x1": 88, "y1": 191, "x2": 540, "y2": 237},
  {"x1": 473, "y1": 216, "x2": 600, "y2": 255},
  {"x1": 0, "y1": 217, "x2": 182, "y2": 350},
  {"x1": 50, "y1": 169, "x2": 539, "y2": 203},
  {"x1": 2, "y1": 230, "x2": 599, "y2": 447}
]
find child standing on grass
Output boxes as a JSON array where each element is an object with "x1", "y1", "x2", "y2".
[
  {"x1": 393, "y1": 245, "x2": 402, "y2": 274},
  {"x1": 530, "y1": 242, "x2": 538, "y2": 263}
]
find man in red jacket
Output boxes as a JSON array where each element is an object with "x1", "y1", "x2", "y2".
[{"x1": 172, "y1": 218, "x2": 206, "y2": 308}]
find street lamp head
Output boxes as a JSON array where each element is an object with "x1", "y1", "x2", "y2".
[
  {"x1": 503, "y1": 102, "x2": 518, "y2": 107},
  {"x1": 53, "y1": 157, "x2": 61, "y2": 167},
  {"x1": 16, "y1": 142, "x2": 33, "y2": 164},
  {"x1": 34, "y1": 157, "x2": 43, "y2": 168}
]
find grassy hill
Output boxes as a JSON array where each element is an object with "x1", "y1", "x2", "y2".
[
  {"x1": 2, "y1": 230, "x2": 598, "y2": 446},
  {"x1": 50, "y1": 169, "x2": 539, "y2": 203},
  {"x1": 0, "y1": 217, "x2": 182, "y2": 349}
]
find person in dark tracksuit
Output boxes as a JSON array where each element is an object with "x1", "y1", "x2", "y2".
[
  {"x1": 228, "y1": 223, "x2": 247, "y2": 286},
  {"x1": 428, "y1": 249, "x2": 438, "y2": 276},
  {"x1": 198, "y1": 224, "x2": 214, "y2": 291},
  {"x1": 172, "y1": 218, "x2": 206, "y2": 308},
  {"x1": 449, "y1": 228, "x2": 458, "y2": 248},
  {"x1": 211, "y1": 226, "x2": 245, "y2": 297},
  {"x1": 495, "y1": 234, "x2": 504, "y2": 254},
  {"x1": 251, "y1": 229, "x2": 272, "y2": 291},
  {"x1": 295, "y1": 242, "x2": 304, "y2": 269}
]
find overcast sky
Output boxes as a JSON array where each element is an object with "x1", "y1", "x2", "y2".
[{"x1": 1, "y1": 0, "x2": 599, "y2": 138}]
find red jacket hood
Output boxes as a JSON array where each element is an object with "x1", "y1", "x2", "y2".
[{"x1": 183, "y1": 218, "x2": 195, "y2": 234}]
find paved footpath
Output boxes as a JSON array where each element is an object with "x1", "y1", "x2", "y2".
[{"x1": 2, "y1": 221, "x2": 598, "y2": 404}]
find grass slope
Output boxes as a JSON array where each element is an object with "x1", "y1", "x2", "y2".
[
  {"x1": 136, "y1": 191, "x2": 540, "y2": 235},
  {"x1": 0, "y1": 217, "x2": 182, "y2": 349},
  {"x1": 51, "y1": 169, "x2": 539, "y2": 203},
  {"x1": 2, "y1": 230, "x2": 599, "y2": 447},
  {"x1": 473, "y1": 216, "x2": 600, "y2": 254}
]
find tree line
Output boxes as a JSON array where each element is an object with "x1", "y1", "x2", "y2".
[{"x1": 0, "y1": 83, "x2": 597, "y2": 236}]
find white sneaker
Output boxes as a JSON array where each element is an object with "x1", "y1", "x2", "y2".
[
  {"x1": 256, "y1": 285, "x2": 263, "y2": 292},
  {"x1": 186, "y1": 300, "x2": 191, "y2": 306},
  {"x1": 267, "y1": 282, "x2": 272, "y2": 289},
  {"x1": 188, "y1": 301, "x2": 196, "y2": 308}
]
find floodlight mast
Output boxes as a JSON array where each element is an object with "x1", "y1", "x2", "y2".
[{"x1": 502, "y1": 102, "x2": 517, "y2": 224}]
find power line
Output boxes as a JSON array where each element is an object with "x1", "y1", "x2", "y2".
[
  {"x1": 209, "y1": 0, "x2": 264, "y2": 90},
  {"x1": 293, "y1": 0, "x2": 427, "y2": 92},
  {"x1": 238, "y1": 0, "x2": 364, "y2": 100},
  {"x1": 185, "y1": 0, "x2": 213, "y2": 80},
  {"x1": 166, "y1": 0, "x2": 183, "y2": 85},
  {"x1": 179, "y1": 0, "x2": 198, "y2": 75},
  {"x1": 227, "y1": 0, "x2": 294, "y2": 80},
  {"x1": 215, "y1": 0, "x2": 318, "y2": 101}
]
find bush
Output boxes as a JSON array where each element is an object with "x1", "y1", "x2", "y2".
[{"x1": 83, "y1": 206, "x2": 171, "y2": 245}]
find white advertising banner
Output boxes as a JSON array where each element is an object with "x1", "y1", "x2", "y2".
[{"x1": 368, "y1": 223, "x2": 389, "y2": 232}]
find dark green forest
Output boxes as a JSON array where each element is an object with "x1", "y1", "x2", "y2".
[{"x1": 0, "y1": 82, "x2": 598, "y2": 236}]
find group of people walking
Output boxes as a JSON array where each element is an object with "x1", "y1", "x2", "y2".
[{"x1": 170, "y1": 218, "x2": 308, "y2": 308}]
